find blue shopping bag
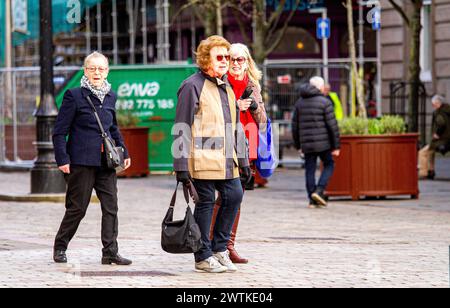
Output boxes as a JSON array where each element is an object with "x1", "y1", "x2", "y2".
[{"x1": 256, "y1": 118, "x2": 278, "y2": 178}]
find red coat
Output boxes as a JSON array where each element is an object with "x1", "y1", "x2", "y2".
[{"x1": 228, "y1": 74, "x2": 265, "y2": 161}]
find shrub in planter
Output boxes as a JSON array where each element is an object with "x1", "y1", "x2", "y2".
[
  {"x1": 117, "y1": 111, "x2": 140, "y2": 128},
  {"x1": 339, "y1": 116, "x2": 406, "y2": 136},
  {"x1": 326, "y1": 116, "x2": 419, "y2": 200}
]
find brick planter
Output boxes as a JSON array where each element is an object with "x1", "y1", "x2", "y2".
[
  {"x1": 326, "y1": 133, "x2": 420, "y2": 200},
  {"x1": 118, "y1": 127, "x2": 149, "y2": 178}
]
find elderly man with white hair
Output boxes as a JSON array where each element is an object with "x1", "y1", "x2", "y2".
[
  {"x1": 418, "y1": 95, "x2": 450, "y2": 180},
  {"x1": 292, "y1": 76, "x2": 341, "y2": 208}
]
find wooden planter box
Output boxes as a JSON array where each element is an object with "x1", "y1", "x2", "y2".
[
  {"x1": 325, "y1": 133, "x2": 419, "y2": 200},
  {"x1": 118, "y1": 127, "x2": 150, "y2": 178},
  {"x1": 5, "y1": 125, "x2": 37, "y2": 161}
]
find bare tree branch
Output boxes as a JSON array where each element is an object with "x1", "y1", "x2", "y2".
[
  {"x1": 267, "y1": 0, "x2": 287, "y2": 28},
  {"x1": 388, "y1": 0, "x2": 410, "y2": 27},
  {"x1": 231, "y1": 7, "x2": 252, "y2": 45},
  {"x1": 224, "y1": 2, "x2": 252, "y2": 19},
  {"x1": 265, "y1": 0, "x2": 300, "y2": 52},
  {"x1": 171, "y1": 0, "x2": 202, "y2": 26}
]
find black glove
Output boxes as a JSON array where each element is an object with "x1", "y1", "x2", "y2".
[
  {"x1": 176, "y1": 171, "x2": 192, "y2": 184},
  {"x1": 240, "y1": 167, "x2": 252, "y2": 185},
  {"x1": 249, "y1": 99, "x2": 258, "y2": 112}
]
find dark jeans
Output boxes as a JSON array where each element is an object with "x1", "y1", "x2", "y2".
[
  {"x1": 192, "y1": 178, "x2": 243, "y2": 263},
  {"x1": 304, "y1": 150, "x2": 335, "y2": 200},
  {"x1": 54, "y1": 164, "x2": 119, "y2": 256}
]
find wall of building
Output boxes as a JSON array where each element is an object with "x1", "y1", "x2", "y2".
[
  {"x1": 381, "y1": 0, "x2": 450, "y2": 114},
  {"x1": 434, "y1": 0, "x2": 450, "y2": 100}
]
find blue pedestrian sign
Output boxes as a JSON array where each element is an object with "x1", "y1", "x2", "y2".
[
  {"x1": 372, "y1": 8, "x2": 381, "y2": 31},
  {"x1": 316, "y1": 18, "x2": 331, "y2": 40}
]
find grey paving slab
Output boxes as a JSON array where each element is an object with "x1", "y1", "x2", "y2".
[{"x1": 0, "y1": 166, "x2": 449, "y2": 288}]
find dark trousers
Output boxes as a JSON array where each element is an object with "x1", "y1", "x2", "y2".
[
  {"x1": 304, "y1": 150, "x2": 335, "y2": 200},
  {"x1": 193, "y1": 178, "x2": 243, "y2": 263},
  {"x1": 54, "y1": 164, "x2": 119, "y2": 256}
]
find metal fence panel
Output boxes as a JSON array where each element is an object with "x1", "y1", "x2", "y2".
[
  {"x1": 0, "y1": 67, "x2": 79, "y2": 165},
  {"x1": 262, "y1": 61, "x2": 351, "y2": 164}
]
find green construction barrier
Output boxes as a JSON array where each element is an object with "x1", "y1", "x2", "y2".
[{"x1": 56, "y1": 64, "x2": 198, "y2": 172}]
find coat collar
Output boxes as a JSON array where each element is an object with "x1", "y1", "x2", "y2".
[{"x1": 200, "y1": 71, "x2": 230, "y2": 90}]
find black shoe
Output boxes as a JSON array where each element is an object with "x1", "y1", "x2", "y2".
[
  {"x1": 101, "y1": 254, "x2": 132, "y2": 266},
  {"x1": 308, "y1": 199, "x2": 319, "y2": 209},
  {"x1": 53, "y1": 250, "x2": 67, "y2": 263},
  {"x1": 427, "y1": 171, "x2": 436, "y2": 180},
  {"x1": 312, "y1": 190, "x2": 328, "y2": 207}
]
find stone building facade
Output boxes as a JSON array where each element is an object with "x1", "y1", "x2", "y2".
[{"x1": 381, "y1": 0, "x2": 450, "y2": 114}]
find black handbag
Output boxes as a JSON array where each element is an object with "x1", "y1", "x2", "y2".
[
  {"x1": 86, "y1": 96, "x2": 125, "y2": 173},
  {"x1": 161, "y1": 181, "x2": 202, "y2": 254}
]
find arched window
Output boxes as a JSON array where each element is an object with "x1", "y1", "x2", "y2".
[{"x1": 271, "y1": 27, "x2": 320, "y2": 56}]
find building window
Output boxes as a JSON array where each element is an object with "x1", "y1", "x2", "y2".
[
  {"x1": 271, "y1": 27, "x2": 320, "y2": 56},
  {"x1": 420, "y1": 0, "x2": 432, "y2": 82}
]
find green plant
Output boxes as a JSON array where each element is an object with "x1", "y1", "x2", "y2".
[
  {"x1": 368, "y1": 119, "x2": 384, "y2": 135},
  {"x1": 117, "y1": 111, "x2": 140, "y2": 128},
  {"x1": 379, "y1": 115, "x2": 406, "y2": 134},
  {"x1": 339, "y1": 116, "x2": 406, "y2": 136},
  {"x1": 338, "y1": 117, "x2": 368, "y2": 135}
]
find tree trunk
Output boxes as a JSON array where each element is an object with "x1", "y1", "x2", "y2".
[
  {"x1": 346, "y1": 0, "x2": 367, "y2": 119},
  {"x1": 407, "y1": 2, "x2": 422, "y2": 133},
  {"x1": 203, "y1": 3, "x2": 218, "y2": 37},
  {"x1": 252, "y1": 0, "x2": 267, "y2": 64},
  {"x1": 215, "y1": 0, "x2": 223, "y2": 37}
]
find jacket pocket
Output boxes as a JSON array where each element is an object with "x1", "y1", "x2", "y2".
[{"x1": 194, "y1": 149, "x2": 224, "y2": 171}]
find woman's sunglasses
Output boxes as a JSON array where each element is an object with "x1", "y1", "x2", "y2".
[
  {"x1": 231, "y1": 57, "x2": 246, "y2": 65},
  {"x1": 216, "y1": 54, "x2": 230, "y2": 62}
]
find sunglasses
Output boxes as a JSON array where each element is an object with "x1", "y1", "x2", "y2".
[
  {"x1": 231, "y1": 57, "x2": 246, "y2": 64},
  {"x1": 215, "y1": 54, "x2": 230, "y2": 62}
]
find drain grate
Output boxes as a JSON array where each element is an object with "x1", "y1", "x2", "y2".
[
  {"x1": 270, "y1": 237, "x2": 344, "y2": 241},
  {"x1": 79, "y1": 271, "x2": 177, "y2": 277}
]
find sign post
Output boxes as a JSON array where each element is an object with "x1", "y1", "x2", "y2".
[
  {"x1": 314, "y1": 9, "x2": 330, "y2": 84},
  {"x1": 373, "y1": 7, "x2": 382, "y2": 118}
]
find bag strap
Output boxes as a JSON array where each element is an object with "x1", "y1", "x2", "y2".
[
  {"x1": 170, "y1": 181, "x2": 199, "y2": 209},
  {"x1": 86, "y1": 95, "x2": 108, "y2": 138}
]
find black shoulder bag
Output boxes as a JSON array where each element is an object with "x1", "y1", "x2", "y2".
[
  {"x1": 161, "y1": 181, "x2": 202, "y2": 254},
  {"x1": 86, "y1": 96, "x2": 125, "y2": 173}
]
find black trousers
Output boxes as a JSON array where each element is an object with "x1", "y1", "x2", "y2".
[{"x1": 54, "y1": 164, "x2": 119, "y2": 256}]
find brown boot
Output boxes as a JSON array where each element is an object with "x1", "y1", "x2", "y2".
[
  {"x1": 209, "y1": 196, "x2": 221, "y2": 241},
  {"x1": 227, "y1": 209, "x2": 249, "y2": 264}
]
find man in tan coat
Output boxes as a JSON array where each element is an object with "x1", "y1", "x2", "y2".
[{"x1": 173, "y1": 36, "x2": 251, "y2": 273}]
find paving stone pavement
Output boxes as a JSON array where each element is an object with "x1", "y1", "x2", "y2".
[{"x1": 0, "y1": 167, "x2": 449, "y2": 288}]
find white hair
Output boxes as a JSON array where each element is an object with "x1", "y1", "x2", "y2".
[
  {"x1": 230, "y1": 43, "x2": 262, "y2": 90},
  {"x1": 432, "y1": 95, "x2": 445, "y2": 104},
  {"x1": 310, "y1": 76, "x2": 325, "y2": 90},
  {"x1": 84, "y1": 51, "x2": 109, "y2": 67}
]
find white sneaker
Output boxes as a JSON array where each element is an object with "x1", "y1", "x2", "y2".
[
  {"x1": 213, "y1": 250, "x2": 238, "y2": 272},
  {"x1": 195, "y1": 256, "x2": 228, "y2": 273}
]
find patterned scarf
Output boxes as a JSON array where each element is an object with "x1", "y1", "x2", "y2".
[{"x1": 81, "y1": 75, "x2": 111, "y2": 104}]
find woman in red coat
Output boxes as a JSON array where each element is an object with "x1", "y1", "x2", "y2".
[{"x1": 210, "y1": 43, "x2": 268, "y2": 264}]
